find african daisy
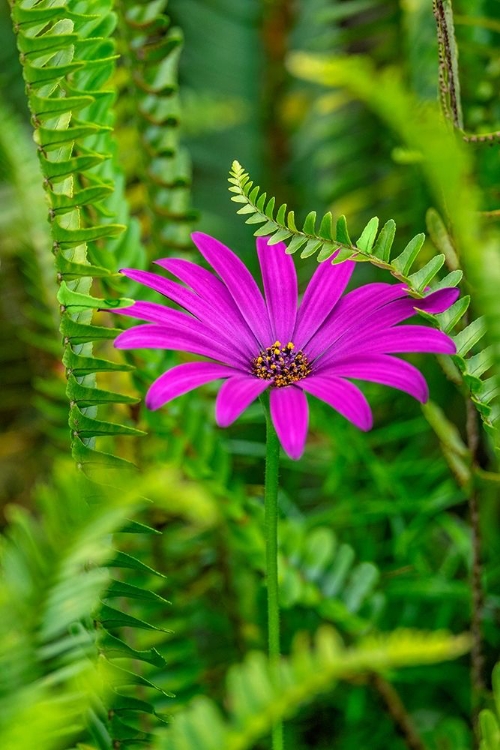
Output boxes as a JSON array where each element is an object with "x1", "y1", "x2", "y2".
[{"x1": 114, "y1": 232, "x2": 458, "y2": 459}]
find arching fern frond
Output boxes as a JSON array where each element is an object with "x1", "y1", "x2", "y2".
[
  {"x1": 284, "y1": 52, "x2": 500, "y2": 448},
  {"x1": 229, "y1": 161, "x2": 498, "y2": 441},
  {"x1": 230, "y1": 160, "x2": 450, "y2": 288},
  {"x1": 154, "y1": 626, "x2": 470, "y2": 750}
]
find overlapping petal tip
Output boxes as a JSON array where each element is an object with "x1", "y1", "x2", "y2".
[
  {"x1": 416, "y1": 287, "x2": 460, "y2": 313},
  {"x1": 345, "y1": 287, "x2": 461, "y2": 334},
  {"x1": 323, "y1": 355, "x2": 429, "y2": 403},
  {"x1": 346, "y1": 325, "x2": 457, "y2": 356}
]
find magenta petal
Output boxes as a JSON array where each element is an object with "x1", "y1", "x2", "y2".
[
  {"x1": 111, "y1": 300, "x2": 187, "y2": 325},
  {"x1": 114, "y1": 323, "x2": 247, "y2": 367},
  {"x1": 192, "y1": 232, "x2": 272, "y2": 345},
  {"x1": 307, "y1": 283, "x2": 407, "y2": 360},
  {"x1": 327, "y1": 325, "x2": 457, "y2": 361},
  {"x1": 215, "y1": 376, "x2": 269, "y2": 427},
  {"x1": 121, "y1": 268, "x2": 203, "y2": 313},
  {"x1": 417, "y1": 287, "x2": 460, "y2": 314},
  {"x1": 146, "y1": 362, "x2": 232, "y2": 410},
  {"x1": 120, "y1": 268, "x2": 254, "y2": 356},
  {"x1": 293, "y1": 257, "x2": 356, "y2": 349},
  {"x1": 155, "y1": 257, "x2": 259, "y2": 351},
  {"x1": 348, "y1": 287, "x2": 461, "y2": 333},
  {"x1": 323, "y1": 355, "x2": 429, "y2": 403},
  {"x1": 256, "y1": 237, "x2": 297, "y2": 343},
  {"x1": 299, "y1": 375, "x2": 373, "y2": 431},
  {"x1": 270, "y1": 387, "x2": 309, "y2": 460}
]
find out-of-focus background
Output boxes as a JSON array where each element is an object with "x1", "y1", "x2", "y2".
[{"x1": 1, "y1": 1, "x2": 499, "y2": 749}]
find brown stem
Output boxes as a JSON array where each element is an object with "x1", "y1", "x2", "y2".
[
  {"x1": 463, "y1": 131, "x2": 500, "y2": 143},
  {"x1": 371, "y1": 674, "x2": 428, "y2": 750}
]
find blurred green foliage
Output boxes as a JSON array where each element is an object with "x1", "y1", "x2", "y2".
[{"x1": 1, "y1": 0, "x2": 499, "y2": 749}]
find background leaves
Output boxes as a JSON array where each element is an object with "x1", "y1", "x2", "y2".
[{"x1": 1, "y1": 0, "x2": 500, "y2": 749}]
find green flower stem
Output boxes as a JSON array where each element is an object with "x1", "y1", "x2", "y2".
[{"x1": 262, "y1": 396, "x2": 283, "y2": 750}]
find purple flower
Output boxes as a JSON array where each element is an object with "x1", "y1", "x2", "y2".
[{"x1": 114, "y1": 232, "x2": 458, "y2": 460}]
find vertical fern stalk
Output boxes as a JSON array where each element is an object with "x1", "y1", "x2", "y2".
[
  {"x1": 115, "y1": 0, "x2": 196, "y2": 256},
  {"x1": 262, "y1": 397, "x2": 284, "y2": 750},
  {"x1": 432, "y1": 0, "x2": 463, "y2": 130},
  {"x1": 9, "y1": 2, "x2": 170, "y2": 746}
]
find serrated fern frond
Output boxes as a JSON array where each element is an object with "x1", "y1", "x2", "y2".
[
  {"x1": 10, "y1": 0, "x2": 140, "y2": 473},
  {"x1": 285, "y1": 52, "x2": 500, "y2": 449},
  {"x1": 230, "y1": 160, "x2": 444, "y2": 287},
  {"x1": 154, "y1": 626, "x2": 470, "y2": 750},
  {"x1": 8, "y1": 2, "x2": 178, "y2": 744},
  {"x1": 229, "y1": 161, "x2": 497, "y2": 439},
  {"x1": 116, "y1": 0, "x2": 196, "y2": 255}
]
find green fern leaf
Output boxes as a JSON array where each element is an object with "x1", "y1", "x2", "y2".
[{"x1": 356, "y1": 216, "x2": 379, "y2": 253}]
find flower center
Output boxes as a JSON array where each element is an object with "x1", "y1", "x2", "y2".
[{"x1": 252, "y1": 341, "x2": 311, "y2": 387}]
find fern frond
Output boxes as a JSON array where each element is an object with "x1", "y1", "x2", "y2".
[
  {"x1": 279, "y1": 522, "x2": 383, "y2": 634},
  {"x1": 230, "y1": 160, "x2": 443, "y2": 285},
  {"x1": 155, "y1": 626, "x2": 470, "y2": 750},
  {"x1": 0, "y1": 462, "x2": 141, "y2": 750},
  {"x1": 10, "y1": 0, "x2": 140, "y2": 474},
  {"x1": 229, "y1": 161, "x2": 497, "y2": 439},
  {"x1": 8, "y1": 2, "x2": 178, "y2": 744},
  {"x1": 116, "y1": 0, "x2": 196, "y2": 254},
  {"x1": 285, "y1": 52, "x2": 500, "y2": 448}
]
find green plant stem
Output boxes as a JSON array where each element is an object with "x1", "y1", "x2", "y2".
[
  {"x1": 466, "y1": 399, "x2": 485, "y2": 743},
  {"x1": 263, "y1": 397, "x2": 283, "y2": 750}
]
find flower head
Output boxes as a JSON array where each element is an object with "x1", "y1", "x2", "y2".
[{"x1": 114, "y1": 232, "x2": 458, "y2": 459}]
